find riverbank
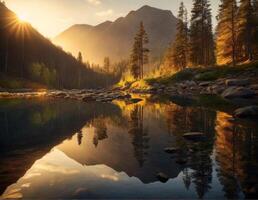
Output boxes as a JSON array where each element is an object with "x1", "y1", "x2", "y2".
[
  {"x1": 0, "y1": 62, "x2": 258, "y2": 119},
  {"x1": 123, "y1": 62, "x2": 258, "y2": 97}
]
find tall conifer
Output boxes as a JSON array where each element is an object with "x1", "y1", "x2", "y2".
[
  {"x1": 130, "y1": 22, "x2": 149, "y2": 79},
  {"x1": 171, "y1": 2, "x2": 189, "y2": 70},
  {"x1": 237, "y1": 0, "x2": 254, "y2": 61},
  {"x1": 189, "y1": 0, "x2": 215, "y2": 66},
  {"x1": 216, "y1": 0, "x2": 238, "y2": 66}
]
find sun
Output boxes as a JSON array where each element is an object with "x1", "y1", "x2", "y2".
[{"x1": 17, "y1": 13, "x2": 27, "y2": 23}]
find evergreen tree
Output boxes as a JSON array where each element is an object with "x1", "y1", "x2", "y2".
[
  {"x1": 77, "y1": 51, "x2": 83, "y2": 88},
  {"x1": 171, "y1": 2, "x2": 189, "y2": 70},
  {"x1": 77, "y1": 51, "x2": 83, "y2": 63},
  {"x1": 189, "y1": 0, "x2": 215, "y2": 66},
  {"x1": 130, "y1": 22, "x2": 149, "y2": 79},
  {"x1": 104, "y1": 57, "x2": 110, "y2": 73},
  {"x1": 237, "y1": 0, "x2": 254, "y2": 61},
  {"x1": 216, "y1": 0, "x2": 238, "y2": 66}
]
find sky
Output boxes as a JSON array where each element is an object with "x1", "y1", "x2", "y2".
[{"x1": 5, "y1": 0, "x2": 220, "y2": 38}]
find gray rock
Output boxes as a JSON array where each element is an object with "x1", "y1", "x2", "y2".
[
  {"x1": 221, "y1": 87, "x2": 256, "y2": 99},
  {"x1": 225, "y1": 79, "x2": 250, "y2": 86},
  {"x1": 55, "y1": 92, "x2": 67, "y2": 98},
  {"x1": 234, "y1": 106, "x2": 258, "y2": 118},
  {"x1": 183, "y1": 132, "x2": 206, "y2": 141},
  {"x1": 0, "y1": 92, "x2": 11, "y2": 98},
  {"x1": 212, "y1": 85, "x2": 225, "y2": 95},
  {"x1": 157, "y1": 172, "x2": 169, "y2": 183},
  {"x1": 82, "y1": 96, "x2": 95, "y2": 102},
  {"x1": 199, "y1": 81, "x2": 211, "y2": 87},
  {"x1": 250, "y1": 84, "x2": 258, "y2": 90},
  {"x1": 185, "y1": 81, "x2": 197, "y2": 87}
]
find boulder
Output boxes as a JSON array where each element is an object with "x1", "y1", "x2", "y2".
[
  {"x1": 225, "y1": 79, "x2": 250, "y2": 86},
  {"x1": 54, "y1": 92, "x2": 67, "y2": 98},
  {"x1": 0, "y1": 92, "x2": 11, "y2": 98},
  {"x1": 82, "y1": 96, "x2": 95, "y2": 102},
  {"x1": 250, "y1": 84, "x2": 258, "y2": 90},
  {"x1": 185, "y1": 81, "x2": 197, "y2": 87},
  {"x1": 234, "y1": 106, "x2": 258, "y2": 118},
  {"x1": 199, "y1": 81, "x2": 211, "y2": 87},
  {"x1": 183, "y1": 132, "x2": 206, "y2": 141},
  {"x1": 221, "y1": 87, "x2": 256, "y2": 99},
  {"x1": 157, "y1": 172, "x2": 169, "y2": 183}
]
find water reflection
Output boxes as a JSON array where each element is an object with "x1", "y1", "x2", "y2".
[
  {"x1": 215, "y1": 112, "x2": 258, "y2": 199},
  {"x1": 0, "y1": 98, "x2": 257, "y2": 199}
]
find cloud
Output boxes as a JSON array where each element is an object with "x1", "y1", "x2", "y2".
[
  {"x1": 96, "y1": 9, "x2": 114, "y2": 17},
  {"x1": 87, "y1": 0, "x2": 101, "y2": 6}
]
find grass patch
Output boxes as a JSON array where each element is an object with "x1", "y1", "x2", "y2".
[
  {"x1": 147, "y1": 69, "x2": 195, "y2": 85},
  {"x1": 147, "y1": 61, "x2": 258, "y2": 85}
]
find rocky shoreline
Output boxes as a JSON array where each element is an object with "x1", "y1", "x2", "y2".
[
  {"x1": 128, "y1": 78, "x2": 258, "y2": 99},
  {"x1": 0, "y1": 77, "x2": 258, "y2": 118},
  {"x1": 0, "y1": 88, "x2": 142, "y2": 105}
]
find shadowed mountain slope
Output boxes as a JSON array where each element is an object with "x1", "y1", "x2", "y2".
[{"x1": 0, "y1": 3, "x2": 113, "y2": 89}]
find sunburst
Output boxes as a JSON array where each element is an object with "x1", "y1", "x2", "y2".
[{"x1": 17, "y1": 13, "x2": 27, "y2": 23}]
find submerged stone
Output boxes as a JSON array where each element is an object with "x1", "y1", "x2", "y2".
[
  {"x1": 164, "y1": 147, "x2": 178, "y2": 154},
  {"x1": 221, "y1": 87, "x2": 256, "y2": 99},
  {"x1": 225, "y1": 79, "x2": 250, "y2": 87},
  {"x1": 234, "y1": 106, "x2": 258, "y2": 118},
  {"x1": 183, "y1": 132, "x2": 206, "y2": 141},
  {"x1": 157, "y1": 172, "x2": 169, "y2": 183}
]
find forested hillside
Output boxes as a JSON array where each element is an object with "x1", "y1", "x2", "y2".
[
  {"x1": 0, "y1": 2, "x2": 115, "y2": 89},
  {"x1": 162, "y1": 0, "x2": 258, "y2": 73}
]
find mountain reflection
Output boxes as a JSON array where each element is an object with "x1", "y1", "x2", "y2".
[{"x1": 1, "y1": 98, "x2": 258, "y2": 199}]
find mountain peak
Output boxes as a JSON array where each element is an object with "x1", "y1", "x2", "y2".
[
  {"x1": 54, "y1": 5, "x2": 177, "y2": 64},
  {"x1": 137, "y1": 5, "x2": 172, "y2": 14},
  {"x1": 125, "y1": 5, "x2": 175, "y2": 20}
]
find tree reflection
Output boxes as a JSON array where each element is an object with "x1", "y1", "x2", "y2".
[
  {"x1": 129, "y1": 105, "x2": 149, "y2": 167},
  {"x1": 165, "y1": 104, "x2": 215, "y2": 198},
  {"x1": 215, "y1": 112, "x2": 258, "y2": 199},
  {"x1": 91, "y1": 117, "x2": 108, "y2": 147}
]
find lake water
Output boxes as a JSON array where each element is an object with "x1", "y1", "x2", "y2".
[{"x1": 0, "y1": 97, "x2": 257, "y2": 199}]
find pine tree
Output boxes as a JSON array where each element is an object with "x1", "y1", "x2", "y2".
[
  {"x1": 189, "y1": 0, "x2": 215, "y2": 66},
  {"x1": 77, "y1": 51, "x2": 83, "y2": 63},
  {"x1": 104, "y1": 57, "x2": 110, "y2": 73},
  {"x1": 216, "y1": 0, "x2": 238, "y2": 66},
  {"x1": 237, "y1": 0, "x2": 254, "y2": 61},
  {"x1": 130, "y1": 22, "x2": 149, "y2": 80},
  {"x1": 171, "y1": 2, "x2": 189, "y2": 70},
  {"x1": 77, "y1": 51, "x2": 82, "y2": 88}
]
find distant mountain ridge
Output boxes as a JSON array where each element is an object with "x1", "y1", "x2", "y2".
[{"x1": 54, "y1": 5, "x2": 177, "y2": 64}]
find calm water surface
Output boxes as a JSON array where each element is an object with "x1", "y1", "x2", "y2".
[{"x1": 0, "y1": 97, "x2": 257, "y2": 199}]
